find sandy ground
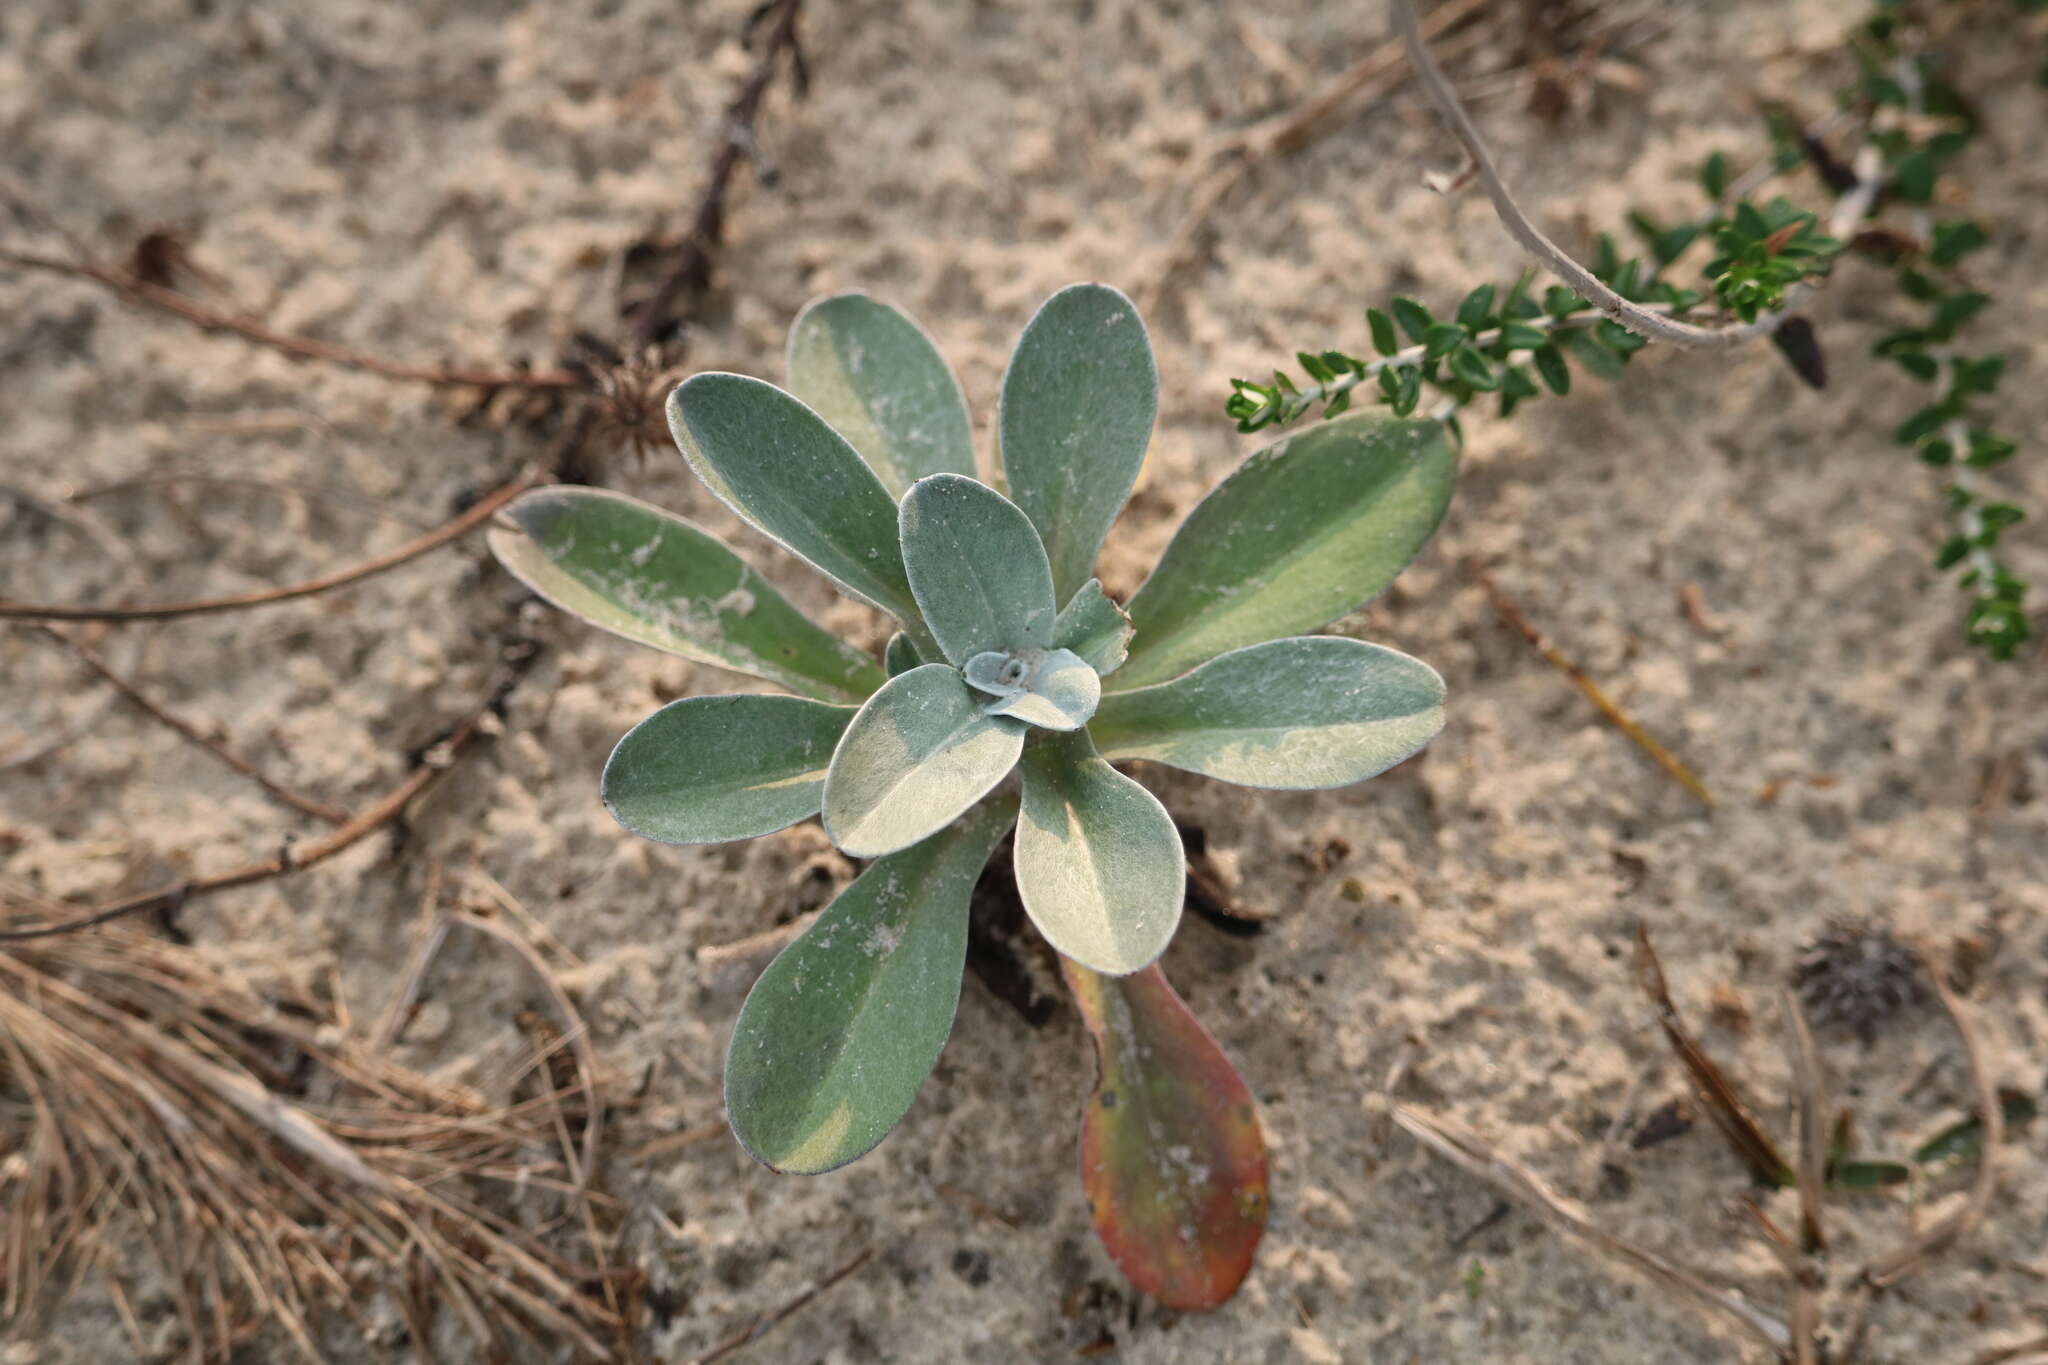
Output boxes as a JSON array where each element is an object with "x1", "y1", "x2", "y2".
[{"x1": 4, "y1": 0, "x2": 2046, "y2": 1361}]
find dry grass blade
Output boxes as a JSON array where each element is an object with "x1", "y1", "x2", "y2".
[
  {"x1": 1475, "y1": 564, "x2": 1715, "y2": 807},
  {"x1": 1382, "y1": 1100, "x2": 1790, "y2": 1354},
  {"x1": 1973, "y1": 1340, "x2": 2048, "y2": 1365},
  {"x1": 0, "y1": 912, "x2": 624, "y2": 1362},
  {"x1": 1781, "y1": 989, "x2": 1829, "y2": 1255},
  {"x1": 1860, "y1": 948, "x2": 2001, "y2": 1287},
  {"x1": 1635, "y1": 926, "x2": 1792, "y2": 1187}
]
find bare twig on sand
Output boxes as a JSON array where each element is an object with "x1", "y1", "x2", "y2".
[
  {"x1": 626, "y1": 0, "x2": 809, "y2": 349},
  {"x1": 1380, "y1": 1099, "x2": 1792, "y2": 1354},
  {"x1": 0, "y1": 242, "x2": 578, "y2": 390},
  {"x1": 0, "y1": 648, "x2": 537, "y2": 941},
  {"x1": 27, "y1": 623, "x2": 350, "y2": 823},
  {"x1": 0, "y1": 464, "x2": 545, "y2": 623},
  {"x1": 1474, "y1": 563, "x2": 1715, "y2": 807},
  {"x1": 1859, "y1": 948, "x2": 2001, "y2": 1287},
  {"x1": 690, "y1": 1246, "x2": 878, "y2": 1365}
]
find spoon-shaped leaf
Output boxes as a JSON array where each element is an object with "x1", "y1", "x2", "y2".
[
  {"x1": 726, "y1": 796, "x2": 1017, "y2": 1173},
  {"x1": 1062, "y1": 958, "x2": 1269, "y2": 1310},
  {"x1": 998, "y1": 284, "x2": 1159, "y2": 602},
  {"x1": 1112, "y1": 412, "x2": 1455, "y2": 691},
  {"x1": 786, "y1": 293, "x2": 976, "y2": 497},
  {"x1": 824, "y1": 664, "x2": 1025, "y2": 857},
  {"x1": 1014, "y1": 729, "x2": 1182, "y2": 975},
  {"x1": 487, "y1": 487, "x2": 884, "y2": 704},
  {"x1": 1053, "y1": 578, "x2": 1133, "y2": 677},
  {"x1": 667, "y1": 373, "x2": 931, "y2": 643},
  {"x1": 883, "y1": 631, "x2": 928, "y2": 677},
  {"x1": 1090, "y1": 636, "x2": 1444, "y2": 788},
  {"x1": 603, "y1": 694, "x2": 855, "y2": 844},
  {"x1": 899, "y1": 473, "x2": 1057, "y2": 664}
]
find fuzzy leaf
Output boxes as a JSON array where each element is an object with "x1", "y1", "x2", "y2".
[
  {"x1": 785, "y1": 293, "x2": 976, "y2": 497},
  {"x1": 970, "y1": 647, "x2": 1101, "y2": 731},
  {"x1": 1053, "y1": 578, "x2": 1133, "y2": 676},
  {"x1": 883, "y1": 631, "x2": 925, "y2": 676},
  {"x1": 824, "y1": 664, "x2": 1024, "y2": 857},
  {"x1": 603, "y1": 694, "x2": 854, "y2": 844},
  {"x1": 725, "y1": 796, "x2": 1016, "y2": 1173},
  {"x1": 488, "y1": 487, "x2": 884, "y2": 705},
  {"x1": 667, "y1": 373, "x2": 927, "y2": 636},
  {"x1": 1113, "y1": 413, "x2": 1456, "y2": 690},
  {"x1": 1091, "y1": 637, "x2": 1444, "y2": 788},
  {"x1": 1015, "y1": 729, "x2": 1183, "y2": 975},
  {"x1": 998, "y1": 284, "x2": 1159, "y2": 601},
  {"x1": 1062, "y1": 959, "x2": 1269, "y2": 1310},
  {"x1": 899, "y1": 473, "x2": 1057, "y2": 664}
]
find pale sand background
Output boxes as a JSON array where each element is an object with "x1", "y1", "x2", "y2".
[{"x1": 3, "y1": 0, "x2": 2045, "y2": 1360}]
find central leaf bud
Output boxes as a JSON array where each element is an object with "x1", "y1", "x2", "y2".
[{"x1": 962, "y1": 647, "x2": 1101, "y2": 732}]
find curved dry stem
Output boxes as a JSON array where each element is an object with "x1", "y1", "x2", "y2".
[{"x1": 1859, "y1": 947, "x2": 2001, "y2": 1287}]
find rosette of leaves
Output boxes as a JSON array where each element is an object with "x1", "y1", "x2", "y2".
[{"x1": 489, "y1": 283, "x2": 1453, "y2": 1300}]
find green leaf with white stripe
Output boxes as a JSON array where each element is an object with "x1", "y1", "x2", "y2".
[
  {"x1": 725, "y1": 795, "x2": 1016, "y2": 1174},
  {"x1": 899, "y1": 473, "x2": 1057, "y2": 664},
  {"x1": 602, "y1": 694, "x2": 855, "y2": 844},
  {"x1": 488, "y1": 488, "x2": 883, "y2": 705},
  {"x1": 666, "y1": 373, "x2": 931, "y2": 646},
  {"x1": 998, "y1": 284, "x2": 1159, "y2": 602},
  {"x1": 786, "y1": 293, "x2": 976, "y2": 498},
  {"x1": 1112, "y1": 413, "x2": 1455, "y2": 691},
  {"x1": 823, "y1": 664, "x2": 1025, "y2": 857},
  {"x1": 1015, "y1": 729, "x2": 1183, "y2": 975},
  {"x1": 1090, "y1": 637, "x2": 1444, "y2": 788}
]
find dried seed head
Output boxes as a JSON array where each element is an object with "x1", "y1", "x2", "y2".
[{"x1": 1791, "y1": 916, "x2": 1925, "y2": 1044}]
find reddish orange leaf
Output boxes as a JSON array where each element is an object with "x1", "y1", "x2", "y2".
[{"x1": 1061, "y1": 958, "x2": 1268, "y2": 1310}]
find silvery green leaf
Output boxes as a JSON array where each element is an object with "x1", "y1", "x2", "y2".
[
  {"x1": 1090, "y1": 636, "x2": 1444, "y2": 788},
  {"x1": 1053, "y1": 578, "x2": 1132, "y2": 677},
  {"x1": 998, "y1": 284, "x2": 1159, "y2": 601},
  {"x1": 603, "y1": 694, "x2": 854, "y2": 843},
  {"x1": 972, "y1": 647, "x2": 1100, "y2": 731},
  {"x1": 1112, "y1": 413, "x2": 1455, "y2": 691},
  {"x1": 824, "y1": 663, "x2": 1025, "y2": 857},
  {"x1": 1014, "y1": 729, "x2": 1183, "y2": 975},
  {"x1": 883, "y1": 631, "x2": 927, "y2": 677},
  {"x1": 785, "y1": 293, "x2": 976, "y2": 498},
  {"x1": 898, "y1": 473, "x2": 1057, "y2": 664},
  {"x1": 667, "y1": 373, "x2": 932, "y2": 647},
  {"x1": 488, "y1": 487, "x2": 884, "y2": 705},
  {"x1": 725, "y1": 795, "x2": 1016, "y2": 1173}
]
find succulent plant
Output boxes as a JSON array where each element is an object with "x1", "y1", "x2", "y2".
[{"x1": 489, "y1": 281, "x2": 1453, "y2": 1302}]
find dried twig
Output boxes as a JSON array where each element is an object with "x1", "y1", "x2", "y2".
[
  {"x1": 626, "y1": 0, "x2": 809, "y2": 348},
  {"x1": 0, "y1": 649, "x2": 535, "y2": 941},
  {"x1": 0, "y1": 463, "x2": 544, "y2": 623},
  {"x1": 1137, "y1": 0, "x2": 1493, "y2": 305},
  {"x1": 1474, "y1": 563, "x2": 1715, "y2": 807},
  {"x1": 1382, "y1": 1100, "x2": 1791, "y2": 1354},
  {"x1": 1393, "y1": 0, "x2": 1882, "y2": 354},
  {"x1": 448, "y1": 909, "x2": 604, "y2": 1190},
  {"x1": 1391, "y1": 0, "x2": 1842, "y2": 349},
  {"x1": 1859, "y1": 948, "x2": 2001, "y2": 1287},
  {"x1": 0, "y1": 487, "x2": 142, "y2": 769},
  {"x1": 690, "y1": 1245, "x2": 877, "y2": 1365},
  {"x1": 1634, "y1": 927, "x2": 1791, "y2": 1186},
  {"x1": 0, "y1": 245, "x2": 578, "y2": 390},
  {"x1": 27, "y1": 623, "x2": 350, "y2": 823},
  {"x1": 1782, "y1": 989, "x2": 1829, "y2": 1256}
]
